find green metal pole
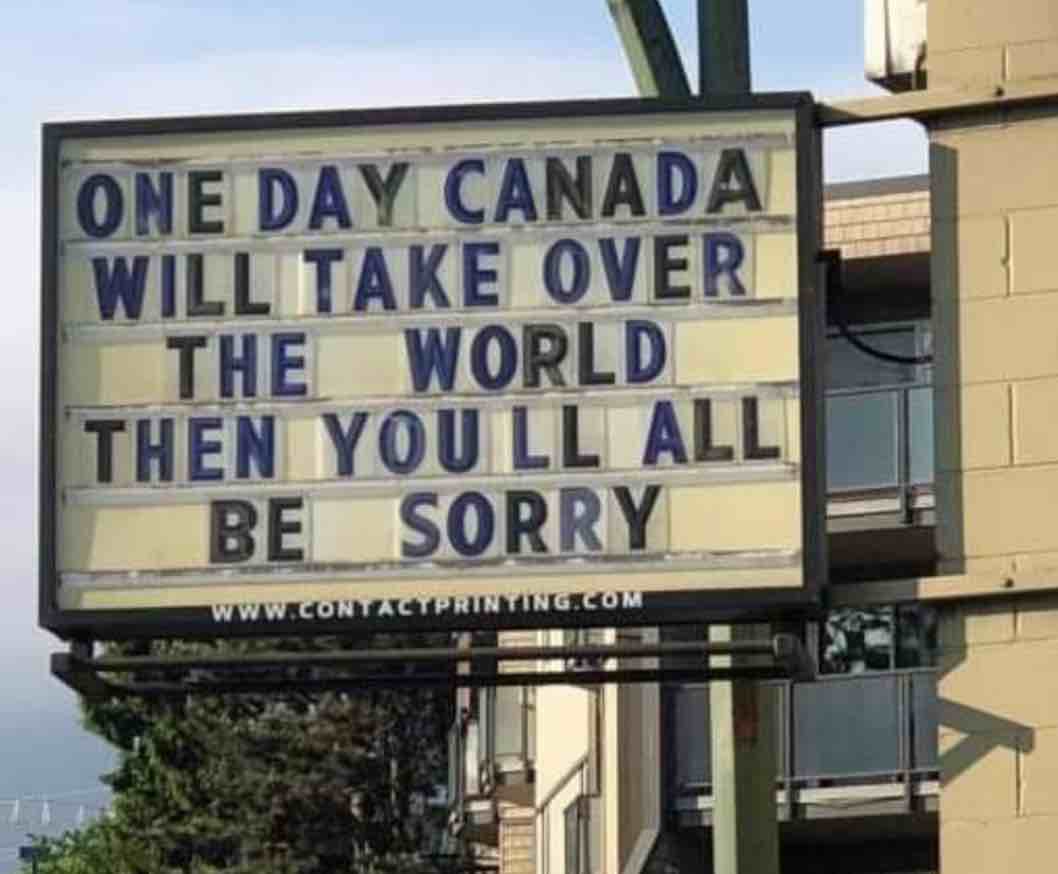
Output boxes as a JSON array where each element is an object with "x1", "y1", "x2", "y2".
[
  {"x1": 709, "y1": 624, "x2": 780, "y2": 874},
  {"x1": 698, "y1": 0, "x2": 752, "y2": 94},
  {"x1": 606, "y1": 0, "x2": 691, "y2": 98},
  {"x1": 697, "y1": 7, "x2": 778, "y2": 872},
  {"x1": 607, "y1": 6, "x2": 777, "y2": 873}
]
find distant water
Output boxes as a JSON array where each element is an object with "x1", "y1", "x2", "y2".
[{"x1": 0, "y1": 704, "x2": 114, "y2": 873}]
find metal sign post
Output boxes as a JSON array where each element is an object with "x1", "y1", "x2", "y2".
[
  {"x1": 605, "y1": 0, "x2": 691, "y2": 98},
  {"x1": 699, "y1": 0, "x2": 752, "y2": 95},
  {"x1": 710, "y1": 623, "x2": 781, "y2": 874},
  {"x1": 696, "y1": 5, "x2": 780, "y2": 873}
]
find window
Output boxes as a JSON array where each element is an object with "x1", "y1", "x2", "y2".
[
  {"x1": 822, "y1": 604, "x2": 938, "y2": 675},
  {"x1": 826, "y1": 323, "x2": 930, "y2": 391}
]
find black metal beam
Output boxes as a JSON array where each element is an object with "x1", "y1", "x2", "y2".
[
  {"x1": 53, "y1": 636, "x2": 815, "y2": 699},
  {"x1": 51, "y1": 651, "x2": 117, "y2": 700},
  {"x1": 773, "y1": 634, "x2": 815, "y2": 682},
  {"x1": 79, "y1": 638, "x2": 784, "y2": 672},
  {"x1": 68, "y1": 666, "x2": 792, "y2": 699}
]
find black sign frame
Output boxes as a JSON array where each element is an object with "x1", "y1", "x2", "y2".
[{"x1": 40, "y1": 94, "x2": 824, "y2": 641}]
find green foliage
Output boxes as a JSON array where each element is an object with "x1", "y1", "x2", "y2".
[
  {"x1": 22, "y1": 818, "x2": 159, "y2": 874},
  {"x1": 29, "y1": 637, "x2": 454, "y2": 874}
]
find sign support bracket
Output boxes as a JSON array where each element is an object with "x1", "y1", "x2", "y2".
[
  {"x1": 51, "y1": 634, "x2": 814, "y2": 701},
  {"x1": 694, "y1": 4, "x2": 781, "y2": 874},
  {"x1": 606, "y1": 0, "x2": 691, "y2": 97}
]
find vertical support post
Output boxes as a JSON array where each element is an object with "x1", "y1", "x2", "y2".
[
  {"x1": 699, "y1": 8, "x2": 770, "y2": 869},
  {"x1": 698, "y1": 0, "x2": 752, "y2": 94},
  {"x1": 709, "y1": 624, "x2": 780, "y2": 874}
]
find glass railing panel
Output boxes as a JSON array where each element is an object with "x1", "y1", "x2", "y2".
[
  {"x1": 792, "y1": 674, "x2": 902, "y2": 778},
  {"x1": 669, "y1": 673, "x2": 941, "y2": 800},
  {"x1": 673, "y1": 685, "x2": 710, "y2": 787},
  {"x1": 911, "y1": 672, "x2": 939, "y2": 770},
  {"x1": 908, "y1": 386, "x2": 934, "y2": 485},
  {"x1": 493, "y1": 686, "x2": 526, "y2": 759},
  {"x1": 826, "y1": 390, "x2": 901, "y2": 491}
]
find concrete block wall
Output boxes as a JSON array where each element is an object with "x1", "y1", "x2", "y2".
[
  {"x1": 929, "y1": 0, "x2": 1058, "y2": 89},
  {"x1": 929, "y1": 4, "x2": 1058, "y2": 872},
  {"x1": 930, "y1": 100, "x2": 1058, "y2": 577},
  {"x1": 938, "y1": 594, "x2": 1058, "y2": 873}
]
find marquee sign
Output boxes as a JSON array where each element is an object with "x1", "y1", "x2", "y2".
[{"x1": 40, "y1": 96, "x2": 824, "y2": 638}]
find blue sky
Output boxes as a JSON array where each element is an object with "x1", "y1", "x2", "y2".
[{"x1": 0, "y1": 0, "x2": 926, "y2": 861}]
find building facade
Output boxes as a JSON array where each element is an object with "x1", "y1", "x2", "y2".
[
  {"x1": 448, "y1": 173, "x2": 939, "y2": 874},
  {"x1": 448, "y1": 2, "x2": 1058, "y2": 872}
]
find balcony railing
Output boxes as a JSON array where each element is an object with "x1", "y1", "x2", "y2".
[
  {"x1": 448, "y1": 376, "x2": 938, "y2": 833},
  {"x1": 535, "y1": 756, "x2": 601, "y2": 874},
  {"x1": 477, "y1": 686, "x2": 535, "y2": 800},
  {"x1": 826, "y1": 383, "x2": 934, "y2": 524},
  {"x1": 448, "y1": 686, "x2": 536, "y2": 839},
  {"x1": 447, "y1": 713, "x2": 500, "y2": 843},
  {"x1": 670, "y1": 669, "x2": 938, "y2": 823},
  {"x1": 452, "y1": 671, "x2": 938, "y2": 838}
]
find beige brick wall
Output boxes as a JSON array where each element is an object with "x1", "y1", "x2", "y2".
[
  {"x1": 498, "y1": 810, "x2": 535, "y2": 874},
  {"x1": 929, "y1": 0, "x2": 1058, "y2": 88},
  {"x1": 939, "y1": 595, "x2": 1058, "y2": 873},
  {"x1": 929, "y1": 6, "x2": 1058, "y2": 872},
  {"x1": 824, "y1": 190, "x2": 930, "y2": 259},
  {"x1": 931, "y1": 109, "x2": 1058, "y2": 578}
]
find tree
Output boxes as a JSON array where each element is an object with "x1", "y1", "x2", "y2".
[
  {"x1": 27, "y1": 636, "x2": 454, "y2": 874},
  {"x1": 23, "y1": 819, "x2": 159, "y2": 874}
]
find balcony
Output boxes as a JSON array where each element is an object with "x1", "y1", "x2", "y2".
[
  {"x1": 477, "y1": 685, "x2": 535, "y2": 805},
  {"x1": 668, "y1": 669, "x2": 939, "y2": 825},
  {"x1": 825, "y1": 321, "x2": 936, "y2": 582},
  {"x1": 447, "y1": 323, "x2": 938, "y2": 837},
  {"x1": 447, "y1": 716, "x2": 497, "y2": 844},
  {"x1": 826, "y1": 381, "x2": 934, "y2": 528},
  {"x1": 448, "y1": 686, "x2": 535, "y2": 842}
]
